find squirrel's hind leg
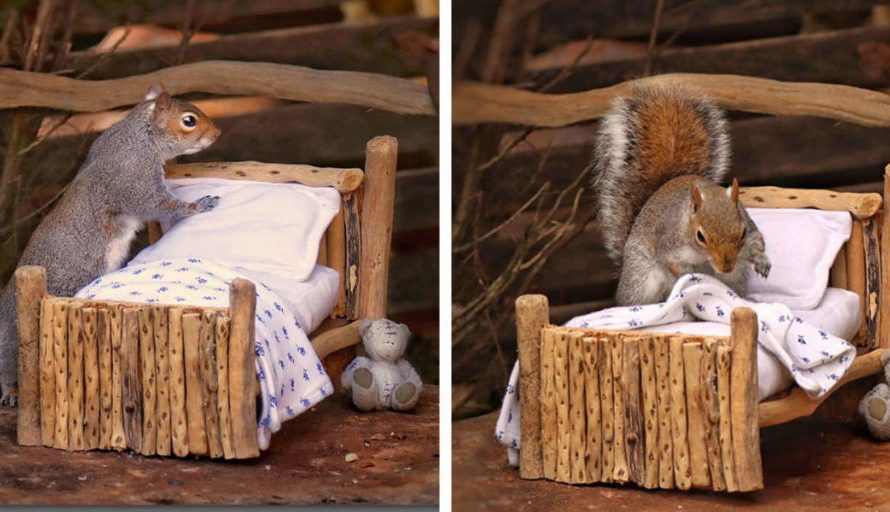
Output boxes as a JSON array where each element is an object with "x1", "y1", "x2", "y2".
[{"x1": 616, "y1": 255, "x2": 674, "y2": 306}]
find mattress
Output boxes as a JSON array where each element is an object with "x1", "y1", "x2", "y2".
[{"x1": 640, "y1": 287, "x2": 861, "y2": 400}]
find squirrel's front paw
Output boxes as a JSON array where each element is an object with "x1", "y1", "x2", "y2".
[
  {"x1": 194, "y1": 195, "x2": 220, "y2": 213},
  {"x1": 751, "y1": 253, "x2": 771, "y2": 278},
  {"x1": 0, "y1": 382, "x2": 17, "y2": 408}
]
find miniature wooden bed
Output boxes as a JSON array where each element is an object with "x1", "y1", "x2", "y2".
[
  {"x1": 514, "y1": 175, "x2": 890, "y2": 492},
  {"x1": 13, "y1": 135, "x2": 398, "y2": 459}
]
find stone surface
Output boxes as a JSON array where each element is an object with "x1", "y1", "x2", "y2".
[
  {"x1": 454, "y1": 410, "x2": 890, "y2": 511},
  {"x1": 0, "y1": 387, "x2": 438, "y2": 505}
]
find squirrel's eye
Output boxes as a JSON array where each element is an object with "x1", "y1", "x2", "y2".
[
  {"x1": 696, "y1": 229, "x2": 706, "y2": 244},
  {"x1": 181, "y1": 114, "x2": 197, "y2": 129}
]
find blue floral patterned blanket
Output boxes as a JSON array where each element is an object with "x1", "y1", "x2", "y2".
[
  {"x1": 496, "y1": 273, "x2": 856, "y2": 462},
  {"x1": 76, "y1": 258, "x2": 334, "y2": 450}
]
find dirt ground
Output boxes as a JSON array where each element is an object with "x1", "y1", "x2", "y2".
[
  {"x1": 0, "y1": 386, "x2": 438, "y2": 505},
  {"x1": 454, "y1": 410, "x2": 890, "y2": 512}
]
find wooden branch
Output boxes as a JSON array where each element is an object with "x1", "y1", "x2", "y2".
[
  {"x1": 453, "y1": 73, "x2": 890, "y2": 127},
  {"x1": 165, "y1": 162, "x2": 364, "y2": 193},
  {"x1": 515, "y1": 294, "x2": 549, "y2": 479},
  {"x1": 758, "y1": 348, "x2": 885, "y2": 427},
  {"x1": 739, "y1": 187, "x2": 882, "y2": 220},
  {"x1": 0, "y1": 60, "x2": 436, "y2": 115},
  {"x1": 228, "y1": 278, "x2": 259, "y2": 459},
  {"x1": 15, "y1": 266, "x2": 46, "y2": 446},
  {"x1": 358, "y1": 135, "x2": 398, "y2": 319},
  {"x1": 310, "y1": 320, "x2": 361, "y2": 360},
  {"x1": 729, "y1": 308, "x2": 763, "y2": 492}
]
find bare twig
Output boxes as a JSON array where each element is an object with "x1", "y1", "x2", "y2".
[
  {"x1": 0, "y1": 8, "x2": 18, "y2": 64},
  {"x1": 18, "y1": 113, "x2": 73, "y2": 156},
  {"x1": 0, "y1": 182, "x2": 69, "y2": 239},
  {"x1": 52, "y1": 0, "x2": 79, "y2": 71},
  {"x1": 644, "y1": 0, "x2": 666, "y2": 76},
  {"x1": 24, "y1": 0, "x2": 56, "y2": 72},
  {"x1": 176, "y1": 0, "x2": 197, "y2": 65},
  {"x1": 75, "y1": 24, "x2": 131, "y2": 79}
]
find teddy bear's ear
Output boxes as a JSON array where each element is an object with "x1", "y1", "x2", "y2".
[
  {"x1": 359, "y1": 319, "x2": 373, "y2": 336},
  {"x1": 399, "y1": 322, "x2": 411, "y2": 334}
]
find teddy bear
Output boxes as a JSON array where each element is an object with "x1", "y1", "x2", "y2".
[
  {"x1": 859, "y1": 349, "x2": 890, "y2": 439},
  {"x1": 341, "y1": 318, "x2": 423, "y2": 412}
]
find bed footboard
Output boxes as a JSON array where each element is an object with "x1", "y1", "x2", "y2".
[
  {"x1": 15, "y1": 265, "x2": 259, "y2": 459},
  {"x1": 515, "y1": 294, "x2": 763, "y2": 492}
]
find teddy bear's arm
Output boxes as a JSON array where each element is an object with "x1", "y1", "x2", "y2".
[{"x1": 396, "y1": 360, "x2": 422, "y2": 389}]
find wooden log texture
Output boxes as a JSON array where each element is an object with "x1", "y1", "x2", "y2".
[
  {"x1": 540, "y1": 327, "x2": 558, "y2": 480},
  {"x1": 568, "y1": 331, "x2": 588, "y2": 483},
  {"x1": 82, "y1": 308, "x2": 100, "y2": 450},
  {"x1": 153, "y1": 307, "x2": 172, "y2": 457},
  {"x1": 216, "y1": 313, "x2": 235, "y2": 459},
  {"x1": 68, "y1": 17, "x2": 437, "y2": 79},
  {"x1": 669, "y1": 337, "x2": 691, "y2": 490},
  {"x1": 228, "y1": 279, "x2": 259, "y2": 458},
  {"x1": 328, "y1": 207, "x2": 347, "y2": 318},
  {"x1": 623, "y1": 337, "x2": 644, "y2": 486},
  {"x1": 639, "y1": 336, "x2": 659, "y2": 489},
  {"x1": 515, "y1": 294, "x2": 550, "y2": 479},
  {"x1": 358, "y1": 135, "x2": 398, "y2": 319},
  {"x1": 848, "y1": 220, "x2": 868, "y2": 346},
  {"x1": 97, "y1": 308, "x2": 112, "y2": 450},
  {"x1": 38, "y1": 298, "x2": 55, "y2": 447},
  {"x1": 739, "y1": 188, "x2": 882, "y2": 219},
  {"x1": 200, "y1": 311, "x2": 224, "y2": 459},
  {"x1": 344, "y1": 192, "x2": 362, "y2": 321},
  {"x1": 554, "y1": 330, "x2": 572, "y2": 483},
  {"x1": 701, "y1": 339, "x2": 726, "y2": 491},
  {"x1": 122, "y1": 308, "x2": 142, "y2": 453},
  {"x1": 14, "y1": 266, "x2": 46, "y2": 446},
  {"x1": 138, "y1": 308, "x2": 157, "y2": 456},
  {"x1": 67, "y1": 303, "x2": 85, "y2": 451},
  {"x1": 682, "y1": 342, "x2": 710, "y2": 489},
  {"x1": 0, "y1": 60, "x2": 436, "y2": 115},
  {"x1": 717, "y1": 344, "x2": 737, "y2": 492},
  {"x1": 168, "y1": 309, "x2": 189, "y2": 457},
  {"x1": 453, "y1": 74, "x2": 890, "y2": 128},
  {"x1": 864, "y1": 217, "x2": 882, "y2": 349},
  {"x1": 166, "y1": 162, "x2": 363, "y2": 193},
  {"x1": 832, "y1": 245, "x2": 849, "y2": 290},
  {"x1": 599, "y1": 335, "x2": 615, "y2": 483},
  {"x1": 654, "y1": 335, "x2": 673, "y2": 489},
  {"x1": 183, "y1": 312, "x2": 207, "y2": 456},
  {"x1": 582, "y1": 336, "x2": 602, "y2": 482},
  {"x1": 882, "y1": 169, "x2": 890, "y2": 349},
  {"x1": 730, "y1": 308, "x2": 763, "y2": 492},
  {"x1": 110, "y1": 306, "x2": 126, "y2": 451},
  {"x1": 52, "y1": 300, "x2": 68, "y2": 449},
  {"x1": 610, "y1": 334, "x2": 629, "y2": 483}
]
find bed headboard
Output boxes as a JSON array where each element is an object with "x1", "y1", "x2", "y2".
[
  {"x1": 738, "y1": 174, "x2": 887, "y2": 351},
  {"x1": 148, "y1": 135, "x2": 398, "y2": 324}
]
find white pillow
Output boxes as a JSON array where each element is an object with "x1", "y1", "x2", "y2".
[
  {"x1": 746, "y1": 208, "x2": 851, "y2": 310},
  {"x1": 132, "y1": 178, "x2": 341, "y2": 281},
  {"x1": 234, "y1": 264, "x2": 340, "y2": 333}
]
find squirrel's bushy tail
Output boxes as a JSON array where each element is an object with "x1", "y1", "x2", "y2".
[{"x1": 591, "y1": 85, "x2": 731, "y2": 264}]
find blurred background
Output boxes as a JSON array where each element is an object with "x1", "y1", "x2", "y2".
[
  {"x1": 452, "y1": 0, "x2": 890, "y2": 418},
  {"x1": 0, "y1": 0, "x2": 439, "y2": 383}
]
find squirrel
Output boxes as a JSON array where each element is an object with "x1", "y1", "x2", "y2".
[
  {"x1": 591, "y1": 85, "x2": 771, "y2": 306},
  {"x1": 0, "y1": 84, "x2": 221, "y2": 406}
]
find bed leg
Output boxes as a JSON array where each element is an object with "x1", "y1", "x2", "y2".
[
  {"x1": 229, "y1": 278, "x2": 259, "y2": 459},
  {"x1": 879, "y1": 167, "x2": 890, "y2": 348},
  {"x1": 358, "y1": 135, "x2": 397, "y2": 319},
  {"x1": 729, "y1": 307, "x2": 763, "y2": 492},
  {"x1": 515, "y1": 294, "x2": 549, "y2": 479},
  {"x1": 15, "y1": 266, "x2": 47, "y2": 446}
]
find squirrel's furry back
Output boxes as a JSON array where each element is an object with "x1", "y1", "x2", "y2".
[{"x1": 591, "y1": 85, "x2": 731, "y2": 265}]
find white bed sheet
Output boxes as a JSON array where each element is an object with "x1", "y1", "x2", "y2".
[{"x1": 641, "y1": 287, "x2": 861, "y2": 400}]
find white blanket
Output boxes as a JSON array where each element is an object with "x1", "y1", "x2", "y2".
[
  {"x1": 495, "y1": 273, "x2": 856, "y2": 460},
  {"x1": 76, "y1": 258, "x2": 334, "y2": 450}
]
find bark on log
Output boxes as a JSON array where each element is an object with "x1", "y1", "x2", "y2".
[
  {"x1": 97, "y1": 309, "x2": 112, "y2": 450},
  {"x1": 138, "y1": 308, "x2": 157, "y2": 456},
  {"x1": 599, "y1": 335, "x2": 615, "y2": 483},
  {"x1": 669, "y1": 337, "x2": 691, "y2": 490},
  {"x1": 168, "y1": 308, "x2": 189, "y2": 457},
  {"x1": 554, "y1": 330, "x2": 572, "y2": 483},
  {"x1": 82, "y1": 308, "x2": 100, "y2": 450},
  {"x1": 52, "y1": 300, "x2": 69, "y2": 449},
  {"x1": 682, "y1": 342, "x2": 710, "y2": 489},
  {"x1": 453, "y1": 74, "x2": 890, "y2": 127},
  {"x1": 639, "y1": 336, "x2": 659, "y2": 489},
  {"x1": 166, "y1": 162, "x2": 363, "y2": 193},
  {"x1": 729, "y1": 308, "x2": 763, "y2": 492},
  {"x1": 39, "y1": 298, "x2": 55, "y2": 447},
  {"x1": 623, "y1": 337, "x2": 644, "y2": 486},
  {"x1": 540, "y1": 327, "x2": 558, "y2": 480},
  {"x1": 110, "y1": 306, "x2": 126, "y2": 451},
  {"x1": 228, "y1": 279, "x2": 259, "y2": 458},
  {"x1": 515, "y1": 294, "x2": 549, "y2": 479},
  {"x1": 654, "y1": 335, "x2": 673, "y2": 489},
  {"x1": 200, "y1": 311, "x2": 224, "y2": 459},
  {"x1": 183, "y1": 312, "x2": 207, "y2": 456},
  {"x1": 122, "y1": 308, "x2": 142, "y2": 452},
  {"x1": 701, "y1": 338, "x2": 726, "y2": 491},
  {"x1": 153, "y1": 308, "x2": 172, "y2": 457},
  {"x1": 67, "y1": 303, "x2": 85, "y2": 451},
  {"x1": 568, "y1": 331, "x2": 589, "y2": 483},
  {"x1": 610, "y1": 334, "x2": 629, "y2": 483},
  {"x1": 14, "y1": 266, "x2": 45, "y2": 446},
  {"x1": 582, "y1": 336, "x2": 602, "y2": 482},
  {"x1": 717, "y1": 344, "x2": 737, "y2": 492},
  {"x1": 215, "y1": 313, "x2": 234, "y2": 459}
]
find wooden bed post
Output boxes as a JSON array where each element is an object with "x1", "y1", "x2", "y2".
[
  {"x1": 515, "y1": 294, "x2": 549, "y2": 479},
  {"x1": 358, "y1": 135, "x2": 397, "y2": 319},
  {"x1": 228, "y1": 278, "x2": 259, "y2": 459},
  {"x1": 729, "y1": 307, "x2": 763, "y2": 492},
  {"x1": 15, "y1": 265, "x2": 47, "y2": 446}
]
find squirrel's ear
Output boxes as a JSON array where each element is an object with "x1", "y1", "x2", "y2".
[
  {"x1": 154, "y1": 90, "x2": 172, "y2": 112},
  {"x1": 145, "y1": 83, "x2": 166, "y2": 101},
  {"x1": 690, "y1": 183, "x2": 703, "y2": 213},
  {"x1": 728, "y1": 178, "x2": 740, "y2": 203}
]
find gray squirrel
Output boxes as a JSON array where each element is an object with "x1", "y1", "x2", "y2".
[
  {"x1": 591, "y1": 85, "x2": 771, "y2": 306},
  {"x1": 0, "y1": 84, "x2": 221, "y2": 406}
]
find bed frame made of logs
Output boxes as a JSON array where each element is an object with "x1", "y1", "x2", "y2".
[
  {"x1": 514, "y1": 175, "x2": 890, "y2": 492},
  {"x1": 12, "y1": 135, "x2": 398, "y2": 459}
]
